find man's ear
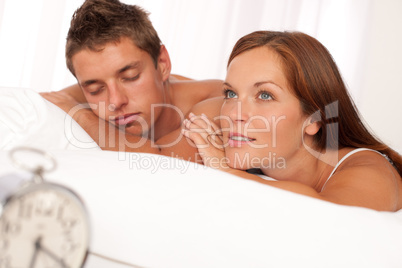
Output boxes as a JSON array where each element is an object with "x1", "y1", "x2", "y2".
[{"x1": 158, "y1": 45, "x2": 171, "y2": 82}]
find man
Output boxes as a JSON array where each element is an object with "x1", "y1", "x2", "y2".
[{"x1": 42, "y1": 0, "x2": 223, "y2": 162}]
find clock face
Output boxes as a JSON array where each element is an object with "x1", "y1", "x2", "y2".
[{"x1": 0, "y1": 183, "x2": 89, "y2": 268}]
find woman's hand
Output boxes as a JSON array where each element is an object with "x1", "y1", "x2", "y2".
[{"x1": 182, "y1": 113, "x2": 228, "y2": 170}]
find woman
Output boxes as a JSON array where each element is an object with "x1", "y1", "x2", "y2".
[{"x1": 182, "y1": 31, "x2": 402, "y2": 211}]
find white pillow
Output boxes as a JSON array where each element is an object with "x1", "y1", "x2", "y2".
[{"x1": 0, "y1": 87, "x2": 100, "y2": 151}]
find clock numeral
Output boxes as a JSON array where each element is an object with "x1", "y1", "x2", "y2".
[
  {"x1": 34, "y1": 198, "x2": 56, "y2": 217},
  {"x1": 61, "y1": 217, "x2": 77, "y2": 231},
  {"x1": 18, "y1": 199, "x2": 33, "y2": 219},
  {"x1": 57, "y1": 205, "x2": 66, "y2": 221},
  {"x1": 0, "y1": 218, "x2": 19, "y2": 237},
  {"x1": 3, "y1": 221, "x2": 20, "y2": 236},
  {"x1": 62, "y1": 238, "x2": 79, "y2": 253}
]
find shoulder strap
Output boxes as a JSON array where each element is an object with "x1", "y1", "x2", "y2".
[{"x1": 320, "y1": 148, "x2": 380, "y2": 192}]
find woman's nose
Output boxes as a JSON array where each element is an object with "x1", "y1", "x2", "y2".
[{"x1": 228, "y1": 100, "x2": 250, "y2": 123}]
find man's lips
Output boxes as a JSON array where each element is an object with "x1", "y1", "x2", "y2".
[{"x1": 111, "y1": 113, "x2": 141, "y2": 126}]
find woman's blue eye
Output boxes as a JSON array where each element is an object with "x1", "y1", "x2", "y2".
[
  {"x1": 224, "y1": 89, "x2": 237, "y2": 99},
  {"x1": 228, "y1": 91, "x2": 237, "y2": 98},
  {"x1": 259, "y1": 92, "x2": 272, "y2": 100}
]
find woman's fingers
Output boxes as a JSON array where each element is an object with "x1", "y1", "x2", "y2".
[
  {"x1": 196, "y1": 114, "x2": 223, "y2": 147},
  {"x1": 182, "y1": 113, "x2": 223, "y2": 150},
  {"x1": 182, "y1": 119, "x2": 210, "y2": 149},
  {"x1": 181, "y1": 113, "x2": 227, "y2": 169},
  {"x1": 188, "y1": 113, "x2": 214, "y2": 133}
]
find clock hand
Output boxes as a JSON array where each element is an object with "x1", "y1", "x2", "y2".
[
  {"x1": 29, "y1": 237, "x2": 41, "y2": 268},
  {"x1": 37, "y1": 241, "x2": 68, "y2": 268}
]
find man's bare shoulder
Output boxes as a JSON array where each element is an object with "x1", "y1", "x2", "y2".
[
  {"x1": 170, "y1": 76, "x2": 223, "y2": 99},
  {"x1": 186, "y1": 79, "x2": 223, "y2": 98},
  {"x1": 188, "y1": 96, "x2": 225, "y2": 125},
  {"x1": 169, "y1": 75, "x2": 223, "y2": 117}
]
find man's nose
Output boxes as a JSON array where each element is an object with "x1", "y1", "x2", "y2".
[{"x1": 108, "y1": 83, "x2": 128, "y2": 111}]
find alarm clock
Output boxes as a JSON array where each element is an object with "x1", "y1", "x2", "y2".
[{"x1": 0, "y1": 147, "x2": 90, "y2": 267}]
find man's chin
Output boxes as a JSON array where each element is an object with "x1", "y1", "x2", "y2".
[
  {"x1": 125, "y1": 126, "x2": 149, "y2": 137},
  {"x1": 113, "y1": 122, "x2": 147, "y2": 136}
]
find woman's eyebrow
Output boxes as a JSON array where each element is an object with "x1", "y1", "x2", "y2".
[
  {"x1": 254, "y1": 80, "x2": 283, "y2": 91},
  {"x1": 224, "y1": 81, "x2": 284, "y2": 90},
  {"x1": 223, "y1": 82, "x2": 232, "y2": 88}
]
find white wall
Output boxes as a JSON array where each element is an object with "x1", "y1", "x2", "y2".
[
  {"x1": 0, "y1": 0, "x2": 400, "y2": 153},
  {"x1": 360, "y1": 0, "x2": 402, "y2": 153}
]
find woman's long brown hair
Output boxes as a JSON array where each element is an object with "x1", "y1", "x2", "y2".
[{"x1": 228, "y1": 31, "x2": 402, "y2": 176}]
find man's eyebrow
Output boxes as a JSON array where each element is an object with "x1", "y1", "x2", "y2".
[
  {"x1": 80, "y1": 62, "x2": 142, "y2": 87},
  {"x1": 118, "y1": 62, "x2": 141, "y2": 74},
  {"x1": 81, "y1": 79, "x2": 99, "y2": 87}
]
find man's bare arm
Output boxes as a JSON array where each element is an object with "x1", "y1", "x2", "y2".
[
  {"x1": 70, "y1": 107, "x2": 201, "y2": 161},
  {"x1": 40, "y1": 79, "x2": 223, "y2": 162},
  {"x1": 40, "y1": 89, "x2": 208, "y2": 162},
  {"x1": 57, "y1": 84, "x2": 86, "y2": 103}
]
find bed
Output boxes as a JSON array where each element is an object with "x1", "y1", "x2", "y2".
[{"x1": 1, "y1": 87, "x2": 402, "y2": 267}]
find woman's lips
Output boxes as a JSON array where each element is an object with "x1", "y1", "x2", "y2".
[
  {"x1": 111, "y1": 113, "x2": 140, "y2": 126},
  {"x1": 228, "y1": 133, "x2": 256, "y2": 146}
]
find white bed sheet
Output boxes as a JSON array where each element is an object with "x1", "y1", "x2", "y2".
[{"x1": 1, "y1": 150, "x2": 402, "y2": 268}]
